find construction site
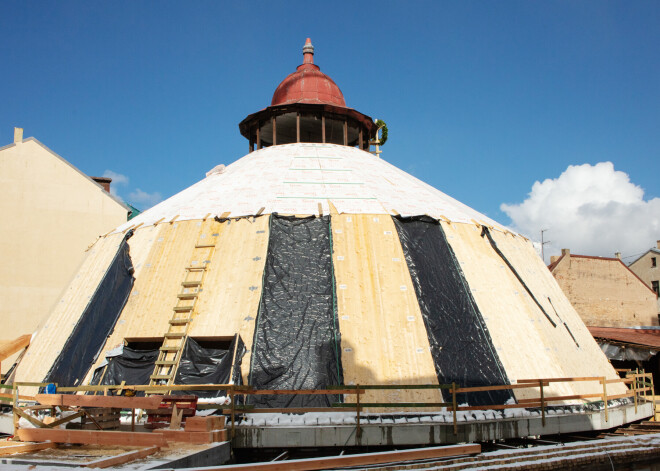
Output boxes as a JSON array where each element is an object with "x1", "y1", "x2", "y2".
[{"x1": 1, "y1": 39, "x2": 660, "y2": 470}]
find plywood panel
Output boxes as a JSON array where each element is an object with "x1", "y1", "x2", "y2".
[
  {"x1": 332, "y1": 214, "x2": 443, "y2": 405},
  {"x1": 444, "y1": 223, "x2": 625, "y2": 401},
  {"x1": 490, "y1": 230, "x2": 626, "y2": 396},
  {"x1": 190, "y1": 216, "x2": 270, "y2": 383},
  {"x1": 15, "y1": 233, "x2": 127, "y2": 392},
  {"x1": 83, "y1": 220, "x2": 207, "y2": 383}
]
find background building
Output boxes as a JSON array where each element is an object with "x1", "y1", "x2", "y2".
[
  {"x1": 629, "y1": 241, "x2": 660, "y2": 316},
  {"x1": 549, "y1": 249, "x2": 658, "y2": 327},
  {"x1": 0, "y1": 128, "x2": 130, "y2": 373}
]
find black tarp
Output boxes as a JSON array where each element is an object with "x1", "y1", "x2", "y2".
[
  {"x1": 173, "y1": 335, "x2": 246, "y2": 398},
  {"x1": 91, "y1": 346, "x2": 158, "y2": 393},
  {"x1": 393, "y1": 217, "x2": 513, "y2": 406},
  {"x1": 249, "y1": 215, "x2": 342, "y2": 408},
  {"x1": 598, "y1": 341, "x2": 659, "y2": 362},
  {"x1": 44, "y1": 231, "x2": 135, "y2": 387}
]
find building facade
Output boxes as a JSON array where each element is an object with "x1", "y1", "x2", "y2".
[
  {"x1": 0, "y1": 128, "x2": 129, "y2": 372},
  {"x1": 549, "y1": 249, "x2": 658, "y2": 327},
  {"x1": 629, "y1": 242, "x2": 660, "y2": 316}
]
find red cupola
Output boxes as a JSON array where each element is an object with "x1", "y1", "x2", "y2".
[
  {"x1": 271, "y1": 39, "x2": 346, "y2": 107},
  {"x1": 239, "y1": 39, "x2": 377, "y2": 151}
]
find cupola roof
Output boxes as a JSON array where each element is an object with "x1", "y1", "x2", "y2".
[{"x1": 270, "y1": 38, "x2": 346, "y2": 107}]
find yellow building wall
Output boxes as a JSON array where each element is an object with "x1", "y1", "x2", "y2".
[
  {"x1": 551, "y1": 255, "x2": 658, "y2": 327},
  {"x1": 0, "y1": 138, "x2": 128, "y2": 372},
  {"x1": 628, "y1": 250, "x2": 660, "y2": 315}
]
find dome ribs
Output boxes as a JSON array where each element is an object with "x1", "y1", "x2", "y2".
[
  {"x1": 393, "y1": 217, "x2": 513, "y2": 406},
  {"x1": 248, "y1": 215, "x2": 343, "y2": 408}
]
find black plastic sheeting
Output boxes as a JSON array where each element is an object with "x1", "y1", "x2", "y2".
[
  {"x1": 481, "y1": 227, "x2": 557, "y2": 328},
  {"x1": 173, "y1": 335, "x2": 246, "y2": 398},
  {"x1": 598, "y1": 341, "x2": 659, "y2": 362},
  {"x1": 44, "y1": 231, "x2": 135, "y2": 387},
  {"x1": 91, "y1": 347, "x2": 158, "y2": 394},
  {"x1": 249, "y1": 215, "x2": 342, "y2": 408},
  {"x1": 393, "y1": 217, "x2": 513, "y2": 406}
]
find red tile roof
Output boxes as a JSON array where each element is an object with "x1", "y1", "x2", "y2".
[{"x1": 588, "y1": 326, "x2": 660, "y2": 348}]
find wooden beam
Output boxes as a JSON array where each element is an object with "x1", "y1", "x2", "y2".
[
  {"x1": 14, "y1": 407, "x2": 49, "y2": 428},
  {"x1": 85, "y1": 446, "x2": 160, "y2": 468},
  {"x1": 322, "y1": 115, "x2": 326, "y2": 143},
  {"x1": 35, "y1": 394, "x2": 164, "y2": 410},
  {"x1": 0, "y1": 442, "x2": 56, "y2": 456},
  {"x1": 256, "y1": 126, "x2": 261, "y2": 149},
  {"x1": 296, "y1": 113, "x2": 300, "y2": 142},
  {"x1": 0, "y1": 334, "x2": 31, "y2": 362},
  {"x1": 272, "y1": 116, "x2": 276, "y2": 146},
  {"x1": 16, "y1": 428, "x2": 168, "y2": 447},
  {"x1": 343, "y1": 120, "x2": 348, "y2": 146},
  {"x1": 198, "y1": 444, "x2": 480, "y2": 471}
]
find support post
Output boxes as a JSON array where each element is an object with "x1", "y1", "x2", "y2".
[
  {"x1": 256, "y1": 126, "x2": 261, "y2": 150},
  {"x1": 540, "y1": 379, "x2": 545, "y2": 427},
  {"x1": 343, "y1": 120, "x2": 348, "y2": 146},
  {"x1": 13, "y1": 384, "x2": 19, "y2": 433},
  {"x1": 359, "y1": 128, "x2": 363, "y2": 149},
  {"x1": 633, "y1": 372, "x2": 638, "y2": 413},
  {"x1": 272, "y1": 116, "x2": 277, "y2": 146},
  {"x1": 452, "y1": 382, "x2": 457, "y2": 436},
  {"x1": 131, "y1": 408, "x2": 135, "y2": 432},
  {"x1": 322, "y1": 115, "x2": 326, "y2": 143},
  {"x1": 602, "y1": 376, "x2": 608, "y2": 422},
  {"x1": 356, "y1": 384, "x2": 361, "y2": 441},
  {"x1": 296, "y1": 113, "x2": 300, "y2": 142},
  {"x1": 230, "y1": 386, "x2": 235, "y2": 439}
]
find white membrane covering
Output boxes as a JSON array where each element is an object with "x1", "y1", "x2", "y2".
[{"x1": 115, "y1": 143, "x2": 506, "y2": 233}]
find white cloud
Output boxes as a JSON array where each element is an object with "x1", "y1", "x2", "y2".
[
  {"x1": 501, "y1": 162, "x2": 660, "y2": 262},
  {"x1": 102, "y1": 170, "x2": 129, "y2": 198},
  {"x1": 128, "y1": 188, "x2": 163, "y2": 209}
]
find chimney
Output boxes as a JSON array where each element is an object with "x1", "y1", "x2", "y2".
[
  {"x1": 615, "y1": 252, "x2": 621, "y2": 260},
  {"x1": 92, "y1": 176, "x2": 112, "y2": 193},
  {"x1": 561, "y1": 248, "x2": 570, "y2": 257},
  {"x1": 657, "y1": 240, "x2": 660, "y2": 250},
  {"x1": 14, "y1": 127, "x2": 23, "y2": 143}
]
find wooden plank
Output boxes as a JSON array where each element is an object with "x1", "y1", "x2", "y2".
[
  {"x1": 246, "y1": 389, "x2": 364, "y2": 395},
  {"x1": 0, "y1": 442, "x2": 57, "y2": 456},
  {"x1": 458, "y1": 403, "x2": 543, "y2": 411},
  {"x1": 35, "y1": 394, "x2": 163, "y2": 409},
  {"x1": 200, "y1": 444, "x2": 480, "y2": 471},
  {"x1": 85, "y1": 446, "x2": 160, "y2": 468},
  {"x1": 153, "y1": 429, "x2": 227, "y2": 444},
  {"x1": 455, "y1": 383, "x2": 548, "y2": 393},
  {"x1": 16, "y1": 428, "x2": 168, "y2": 447},
  {"x1": 331, "y1": 213, "x2": 444, "y2": 408},
  {"x1": 517, "y1": 377, "x2": 603, "y2": 383},
  {"x1": 14, "y1": 407, "x2": 49, "y2": 428},
  {"x1": 185, "y1": 416, "x2": 226, "y2": 432},
  {"x1": 0, "y1": 334, "x2": 31, "y2": 362},
  {"x1": 190, "y1": 217, "x2": 270, "y2": 382}
]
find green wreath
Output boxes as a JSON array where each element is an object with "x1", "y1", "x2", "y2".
[{"x1": 375, "y1": 119, "x2": 388, "y2": 146}]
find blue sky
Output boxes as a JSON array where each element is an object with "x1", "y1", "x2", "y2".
[{"x1": 2, "y1": 1, "x2": 659, "y2": 260}]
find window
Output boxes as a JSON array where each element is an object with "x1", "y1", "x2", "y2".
[
  {"x1": 653, "y1": 280, "x2": 659, "y2": 296},
  {"x1": 652, "y1": 257, "x2": 657, "y2": 267}
]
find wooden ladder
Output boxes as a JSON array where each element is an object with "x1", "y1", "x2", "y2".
[{"x1": 149, "y1": 225, "x2": 220, "y2": 387}]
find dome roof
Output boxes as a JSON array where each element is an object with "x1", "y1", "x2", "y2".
[
  {"x1": 114, "y1": 143, "x2": 503, "y2": 233},
  {"x1": 270, "y1": 39, "x2": 346, "y2": 107}
]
